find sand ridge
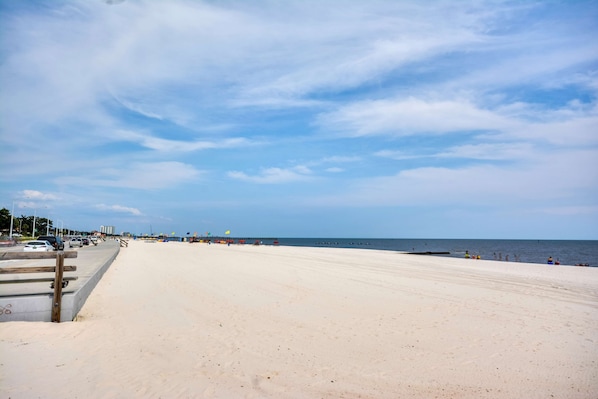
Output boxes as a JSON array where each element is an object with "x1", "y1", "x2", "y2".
[{"x1": 1, "y1": 240, "x2": 597, "y2": 398}]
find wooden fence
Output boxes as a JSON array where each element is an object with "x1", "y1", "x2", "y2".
[{"x1": 0, "y1": 251, "x2": 78, "y2": 322}]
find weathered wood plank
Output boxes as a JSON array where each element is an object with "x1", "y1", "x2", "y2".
[
  {"x1": 52, "y1": 253, "x2": 65, "y2": 322},
  {"x1": 0, "y1": 277, "x2": 78, "y2": 284},
  {"x1": 0, "y1": 266, "x2": 77, "y2": 274},
  {"x1": 0, "y1": 251, "x2": 78, "y2": 260}
]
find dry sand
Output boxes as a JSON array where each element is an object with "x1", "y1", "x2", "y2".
[{"x1": 1, "y1": 240, "x2": 597, "y2": 398}]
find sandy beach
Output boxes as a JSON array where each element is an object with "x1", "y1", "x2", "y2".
[{"x1": 1, "y1": 240, "x2": 597, "y2": 398}]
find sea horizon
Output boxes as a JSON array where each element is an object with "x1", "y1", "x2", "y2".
[{"x1": 136, "y1": 235, "x2": 597, "y2": 267}]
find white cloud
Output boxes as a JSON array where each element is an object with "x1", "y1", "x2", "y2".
[
  {"x1": 116, "y1": 130, "x2": 253, "y2": 152},
  {"x1": 317, "y1": 97, "x2": 512, "y2": 137},
  {"x1": 60, "y1": 162, "x2": 203, "y2": 189},
  {"x1": 228, "y1": 166, "x2": 313, "y2": 184},
  {"x1": 20, "y1": 190, "x2": 60, "y2": 201},
  {"x1": 96, "y1": 203, "x2": 142, "y2": 216},
  {"x1": 435, "y1": 142, "x2": 537, "y2": 161},
  {"x1": 505, "y1": 114, "x2": 598, "y2": 147},
  {"x1": 374, "y1": 150, "x2": 425, "y2": 161},
  {"x1": 313, "y1": 148, "x2": 598, "y2": 208}
]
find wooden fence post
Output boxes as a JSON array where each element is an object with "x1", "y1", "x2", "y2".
[{"x1": 51, "y1": 252, "x2": 65, "y2": 323}]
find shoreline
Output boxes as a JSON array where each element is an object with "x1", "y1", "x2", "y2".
[
  {"x1": 1, "y1": 241, "x2": 597, "y2": 398},
  {"x1": 180, "y1": 236, "x2": 597, "y2": 266}
]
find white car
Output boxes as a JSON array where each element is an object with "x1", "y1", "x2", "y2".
[
  {"x1": 69, "y1": 237, "x2": 83, "y2": 248},
  {"x1": 23, "y1": 240, "x2": 54, "y2": 252}
]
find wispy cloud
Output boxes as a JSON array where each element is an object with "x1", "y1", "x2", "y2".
[
  {"x1": 116, "y1": 130, "x2": 254, "y2": 152},
  {"x1": 228, "y1": 166, "x2": 313, "y2": 184},
  {"x1": 96, "y1": 203, "x2": 142, "y2": 216},
  {"x1": 376, "y1": 142, "x2": 536, "y2": 161},
  {"x1": 20, "y1": 190, "x2": 60, "y2": 201},
  {"x1": 60, "y1": 162, "x2": 203, "y2": 189},
  {"x1": 317, "y1": 97, "x2": 515, "y2": 137},
  {"x1": 314, "y1": 148, "x2": 598, "y2": 209}
]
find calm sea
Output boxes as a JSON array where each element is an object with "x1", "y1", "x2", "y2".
[{"x1": 264, "y1": 238, "x2": 598, "y2": 267}]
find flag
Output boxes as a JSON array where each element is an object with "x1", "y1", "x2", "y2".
[{"x1": 225, "y1": 230, "x2": 230, "y2": 235}]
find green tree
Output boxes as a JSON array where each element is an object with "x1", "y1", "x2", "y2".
[
  {"x1": 0, "y1": 208, "x2": 10, "y2": 232},
  {"x1": 22, "y1": 215, "x2": 36, "y2": 237},
  {"x1": 0, "y1": 211, "x2": 57, "y2": 236}
]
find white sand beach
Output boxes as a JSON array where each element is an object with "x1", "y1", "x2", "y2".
[{"x1": 1, "y1": 240, "x2": 597, "y2": 398}]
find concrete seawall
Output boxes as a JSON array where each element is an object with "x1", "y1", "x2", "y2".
[{"x1": 0, "y1": 239, "x2": 121, "y2": 322}]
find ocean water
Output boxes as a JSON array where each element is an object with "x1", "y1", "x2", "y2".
[{"x1": 268, "y1": 238, "x2": 598, "y2": 267}]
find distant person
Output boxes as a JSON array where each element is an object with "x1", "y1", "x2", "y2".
[
  {"x1": 547, "y1": 256, "x2": 554, "y2": 265},
  {"x1": 465, "y1": 250, "x2": 470, "y2": 259}
]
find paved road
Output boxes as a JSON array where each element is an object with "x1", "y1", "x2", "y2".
[{"x1": 0, "y1": 239, "x2": 120, "y2": 297}]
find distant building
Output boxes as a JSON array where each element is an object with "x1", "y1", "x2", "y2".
[{"x1": 100, "y1": 225, "x2": 115, "y2": 235}]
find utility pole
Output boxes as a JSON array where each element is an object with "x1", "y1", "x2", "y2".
[
  {"x1": 9, "y1": 201, "x2": 14, "y2": 238},
  {"x1": 32, "y1": 209, "x2": 36, "y2": 238}
]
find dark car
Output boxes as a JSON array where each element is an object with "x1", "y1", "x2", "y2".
[{"x1": 37, "y1": 235, "x2": 65, "y2": 251}]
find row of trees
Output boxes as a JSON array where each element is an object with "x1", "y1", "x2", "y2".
[{"x1": 0, "y1": 207, "x2": 55, "y2": 237}]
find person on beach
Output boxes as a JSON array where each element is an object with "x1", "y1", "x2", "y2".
[
  {"x1": 547, "y1": 256, "x2": 554, "y2": 265},
  {"x1": 465, "y1": 250, "x2": 470, "y2": 259}
]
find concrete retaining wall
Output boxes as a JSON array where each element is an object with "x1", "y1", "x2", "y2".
[{"x1": 0, "y1": 245, "x2": 120, "y2": 322}]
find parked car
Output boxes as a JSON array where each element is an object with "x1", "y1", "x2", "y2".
[
  {"x1": 82, "y1": 237, "x2": 90, "y2": 246},
  {"x1": 24, "y1": 240, "x2": 54, "y2": 252},
  {"x1": 37, "y1": 235, "x2": 64, "y2": 250},
  {"x1": 0, "y1": 236, "x2": 18, "y2": 247},
  {"x1": 69, "y1": 237, "x2": 83, "y2": 248}
]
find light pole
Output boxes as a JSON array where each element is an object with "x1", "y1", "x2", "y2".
[
  {"x1": 57, "y1": 219, "x2": 64, "y2": 237},
  {"x1": 9, "y1": 201, "x2": 14, "y2": 238},
  {"x1": 46, "y1": 211, "x2": 51, "y2": 235},
  {"x1": 31, "y1": 209, "x2": 36, "y2": 238}
]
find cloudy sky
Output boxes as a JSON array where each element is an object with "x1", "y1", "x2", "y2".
[{"x1": 1, "y1": 0, "x2": 597, "y2": 239}]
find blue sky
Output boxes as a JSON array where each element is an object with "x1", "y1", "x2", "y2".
[{"x1": 1, "y1": 0, "x2": 597, "y2": 239}]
